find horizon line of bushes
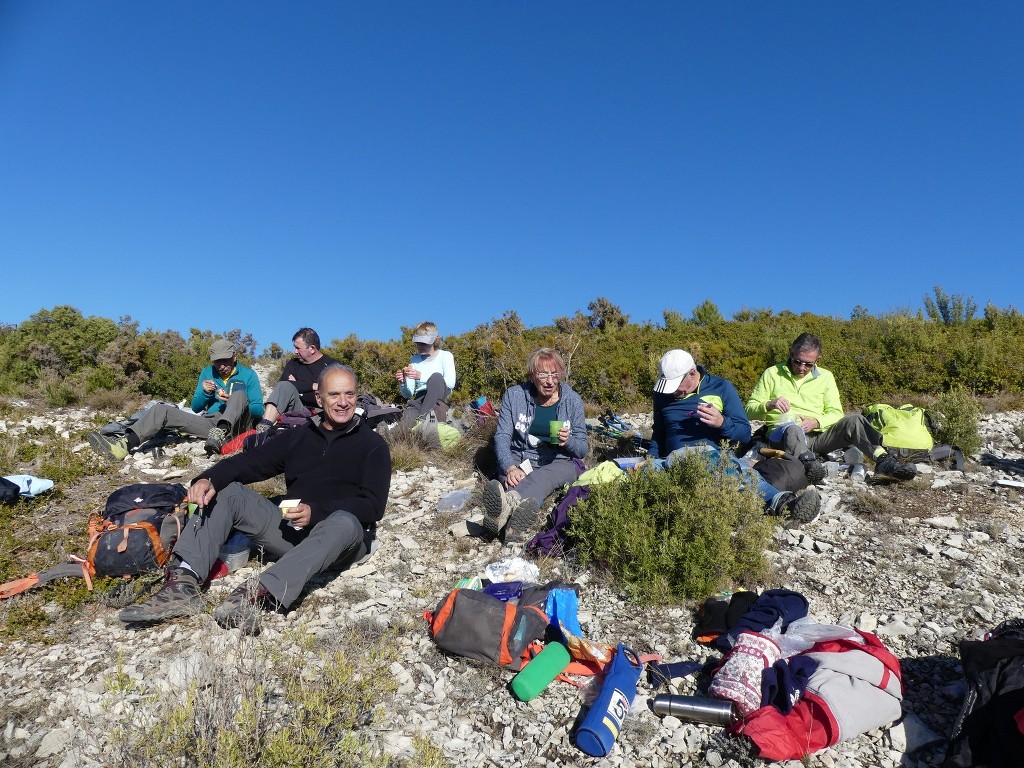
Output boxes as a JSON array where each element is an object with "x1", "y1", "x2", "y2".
[{"x1": 1, "y1": 286, "x2": 1021, "y2": 414}]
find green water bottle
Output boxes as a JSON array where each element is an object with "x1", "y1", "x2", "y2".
[{"x1": 510, "y1": 642, "x2": 571, "y2": 702}]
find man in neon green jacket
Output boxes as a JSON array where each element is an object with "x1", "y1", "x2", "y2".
[{"x1": 745, "y1": 333, "x2": 916, "y2": 482}]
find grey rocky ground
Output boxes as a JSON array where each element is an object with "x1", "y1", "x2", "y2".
[{"x1": 2, "y1": 404, "x2": 1023, "y2": 767}]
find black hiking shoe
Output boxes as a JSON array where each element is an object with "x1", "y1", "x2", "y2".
[
  {"x1": 798, "y1": 451, "x2": 827, "y2": 485},
  {"x1": 482, "y1": 480, "x2": 515, "y2": 540},
  {"x1": 504, "y1": 497, "x2": 541, "y2": 545},
  {"x1": 775, "y1": 488, "x2": 821, "y2": 528},
  {"x1": 204, "y1": 426, "x2": 228, "y2": 455},
  {"x1": 213, "y1": 581, "x2": 280, "y2": 635},
  {"x1": 118, "y1": 568, "x2": 203, "y2": 623},
  {"x1": 874, "y1": 453, "x2": 917, "y2": 481}
]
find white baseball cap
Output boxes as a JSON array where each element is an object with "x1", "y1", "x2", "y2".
[
  {"x1": 654, "y1": 350, "x2": 696, "y2": 393},
  {"x1": 412, "y1": 332, "x2": 437, "y2": 344}
]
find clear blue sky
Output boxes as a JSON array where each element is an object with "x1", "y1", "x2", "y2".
[{"x1": 2, "y1": 2, "x2": 1021, "y2": 352}]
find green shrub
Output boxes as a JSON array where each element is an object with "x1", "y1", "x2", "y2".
[
  {"x1": 40, "y1": 375, "x2": 80, "y2": 407},
  {"x1": 568, "y1": 450, "x2": 774, "y2": 603},
  {"x1": 930, "y1": 385, "x2": 982, "y2": 456}
]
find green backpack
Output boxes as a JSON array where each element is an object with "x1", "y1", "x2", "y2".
[
  {"x1": 863, "y1": 404, "x2": 934, "y2": 451},
  {"x1": 412, "y1": 417, "x2": 463, "y2": 449}
]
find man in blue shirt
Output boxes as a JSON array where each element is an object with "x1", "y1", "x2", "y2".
[
  {"x1": 88, "y1": 338, "x2": 264, "y2": 460},
  {"x1": 650, "y1": 349, "x2": 820, "y2": 526}
]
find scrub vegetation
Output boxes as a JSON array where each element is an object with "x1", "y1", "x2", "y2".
[{"x1": 0, "y1": 286, "x2": 1016, "y2": 418}]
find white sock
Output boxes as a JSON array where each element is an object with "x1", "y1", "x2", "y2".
[{"x1": 175, "y1": 558, "x2": 199, "y2": 579}]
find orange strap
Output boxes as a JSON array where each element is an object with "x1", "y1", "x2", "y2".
[{"x1": 0, "y1": 574, "x2": 41, "y2": 600}]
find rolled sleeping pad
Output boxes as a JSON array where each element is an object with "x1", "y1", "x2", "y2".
[
  {"x1": 574, "y1": 644, "x2": 643, "y2": 757},
  {"x1": 510, "y1": 642, "x2": 571, "y2": 701}
]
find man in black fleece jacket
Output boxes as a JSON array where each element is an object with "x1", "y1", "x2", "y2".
[{"x1": 119, "y1": 364, "x2": 391, "y2": 633}]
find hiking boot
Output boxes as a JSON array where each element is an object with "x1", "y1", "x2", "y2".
[
  {"x1": 874, "y1": 453, "x2": 917, "y2": 481},
  {"x1": 88, "y1": 431, "x2": 129, "y2": 462},
  {"x1": 255, "y1": 420, "x2": 273, "y2": 434},
  {"x1": 798, "y1": 451, "x2": 827, "y2": 484},
  {"x1": 775, "y1": 488, "x2": 821, "y2": 527},
  {"x1": 205, "y1": 426, "x2": 228, "y2": 455},
  {"x1": 482, "y1": 480, "x2": 516, "y2": 540},
  {"x1": 212, "y1": 581, "x2": 279, "y2": 635},
  {"x1": 118, "y1": 568, "x2": 203, "y2": 623},
  {"x1": 504, "y1": 497, "x2": 541, "y2": 545}
]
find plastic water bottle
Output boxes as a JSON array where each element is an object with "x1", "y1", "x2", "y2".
[
  {"x1": 510, "y1": 642, "x2": 571, "y2": 701},
  {"x1": 437, "y1": 487, "x2": 473, "y2": 513},
  {"x1": 824, "y1": 461, "x2": 840, "y2": 479},
  {"x1": 850, "y1": 463, "x2": 867, "y2": 483}
]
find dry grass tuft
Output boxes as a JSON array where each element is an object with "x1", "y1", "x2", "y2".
[
  {"x1": 381, "y1": 425, "x2": 431, "y2": 472},
  {"x1": 84, "y1": 387, "x2": 141, "y2": 414}
]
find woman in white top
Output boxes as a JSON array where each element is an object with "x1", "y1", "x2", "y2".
[{"x1": 395, "y1": 321, "x2": 456, "y2": 427}]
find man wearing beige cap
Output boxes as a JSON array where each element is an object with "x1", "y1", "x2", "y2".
[
  {"x1": 88, "y1": 338, "x2": 264, "y2": 460},
  {"x1": 650, "y1": 349, "x2": 821, "y2": 526}
]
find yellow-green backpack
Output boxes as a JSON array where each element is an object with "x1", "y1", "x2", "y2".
[{"x1": 863, "y1": 404, "x2": 934, "y2": 451}]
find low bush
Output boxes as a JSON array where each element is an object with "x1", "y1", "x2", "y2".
[
  {"x1": 40, "y1": 375, "x2": 80, "y2": 407},
  {"x1": 110, "y1": 627, "x2": 399, "y2": 768},
  {"x1": 929, "y1": 385, "x2": 983, "y2": 456},
  {"x1": 568, "y1": 450, "x2": 774, "y2": 603}
]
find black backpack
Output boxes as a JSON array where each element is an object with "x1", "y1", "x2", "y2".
[
  {"x1": 0, "y1": 477, "x2": 20, "y2": 504},
  {"x1": 945, "y1": 618, "x2": 1024, "y2": 767},
  {"x1": 88, "y1": 483, "x2": 189, "y2": 577},
  {"x1": 0, "y1": 482, "x2": 188, "y2": 600},
  {"x1": 753, "y1": 451, "x2": 810, "y2": 492}
]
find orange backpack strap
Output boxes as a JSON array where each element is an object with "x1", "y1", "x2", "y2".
[
  {"x1": 0, "y1": 559, "x2": 97, "y2": 600},
  {"x1": 555, "y1": 651, "x2": 662, "y2": 686},
  {"x1": 0, "y1": 573, "x2": 41, "y2": 600},
  {"x1": 68, "y1": 555, "x2": 95, "y2": 590}
]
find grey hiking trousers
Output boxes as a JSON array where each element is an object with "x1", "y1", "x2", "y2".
[
  {"x1": 173, "y1": 482, "x2": 367, "y2": 608},
  {"x1": 502, "y1": 459, "x2": 580, "y2": 506},
  {"x1": 265, "y1": 380, "x2": 306, "y2": 414},
  {"x1": 128, "y1": 391, "x2": 251, "y2": 444},
  {"x1": 400, "y1": 372, "x2": 451, "y2": 427},
  {"x1": 773, "y1": 413, "x2": 884, "y2": 459}
]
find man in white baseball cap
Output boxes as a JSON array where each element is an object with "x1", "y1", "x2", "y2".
[
  {"x1": 653, "y1": 349, "x2": 696, "y2": 394},
  {"x1": 650, "y1": 349, "x2": 820, "y2": 527}
]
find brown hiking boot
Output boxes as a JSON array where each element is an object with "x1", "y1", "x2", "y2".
[
  {"x1": 503, "y1": 497, "x2": 541, "y2": 544},
  {"x1": 213, "y1": 581, "x2": 280, "y2": 635},
  {"x1": 482, "y1": 480, "x2": 516, "y2": 540},
  {"x1": 118, "y1": 568, "x2": 203, "y2": 623}
]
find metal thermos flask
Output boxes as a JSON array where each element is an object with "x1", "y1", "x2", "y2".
[{"x1": 651, "y1": 695, "x2": 736, "y2": 726}]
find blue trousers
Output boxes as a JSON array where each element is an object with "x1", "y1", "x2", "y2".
[{"x1": 653, "y1": 444, "x2": 784, "y2": 511}]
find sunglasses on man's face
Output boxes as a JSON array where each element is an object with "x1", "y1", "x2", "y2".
[{"x1": 790, "y1": 357, "x2": 817, "y2": 369}]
